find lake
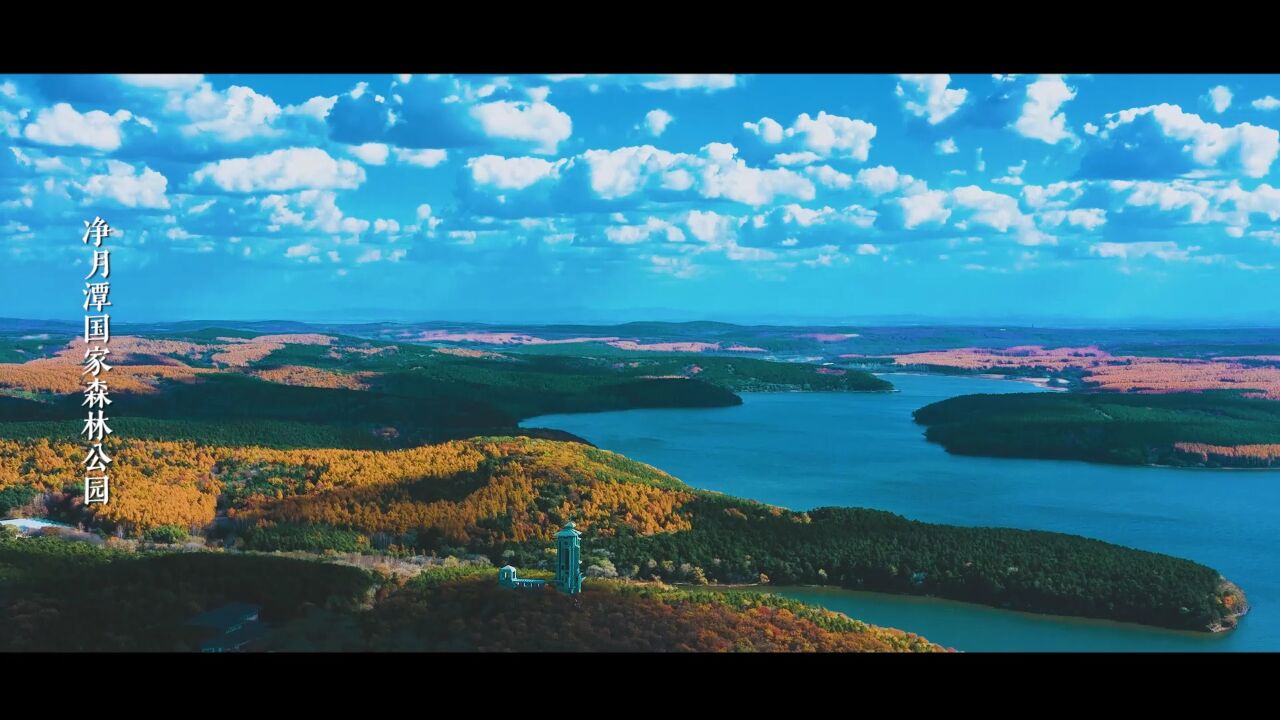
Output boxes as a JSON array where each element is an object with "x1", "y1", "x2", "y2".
[{"x1": 523, "y1": 373, "x2": 1280, "y2": 652}]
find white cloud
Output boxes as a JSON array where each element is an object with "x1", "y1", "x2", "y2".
[
  {"x1": 1014, "y1": 75, "x2": 1077, "y2": 145},
  {"x1": 975, "y1": 147, "x2": 986, "y2": 173},
  {"x1": 936, "y1": 137, "x2": 959, "y2": 155},
  {"x1": 179, "y1": 84, "x2": 281, "y2": 142},
  {"x1": 743, "y1": 117, "x2": 784, "y2": 144},
  {"x1": 23, "y1": 103, "x2": 133, "y2": 151},
  {"x1": 193, "y1": 148, "x2": 365, "y2": 192},
  {"x1": 467, "y1": 154, "x2": 564, "y2": 190},
  {"x1": 1022, "y1": 181, "x2": 1084, "y2": 209},
  {"x1": 745, "y1": 111, "x2": 877, "y2": 161},
  {"x1": 685, "y1": 209, "x2": 737, "y2": 243},
  {"x1": 1102, "y1": 103, "x2": 1280, "y2": 178},
  {"x1": 1109, "y1": 179, "x2": 1215, "y2": 223},
  {"x1": 259, "y1": 190, "x2": 369, "y2": 237},
  {"x1": 856, "y1": 243, "x2": 880, "y2": 255},
  {"x1": 469, "y1": 94, "x2": 572, "y2": 154},
  {"x1": 698, "y1": 143, "x2": 815, "y2": 206},
  {"x1": 395, "y1": 147, "x2": 448, "y2": 167},
  {"x1": 1090, "y1": 241, "x2": 1192, "y2": 262},
  {"x1": 605, "y1": 216, "x2": 685, "y2": 244},
  {"x1": 348, "y1": 143, "x2": 389, "y2": 166},
  {"x1": 642, "y1": 75, "x2": 736, "y2": 91},
  {"x1": 805, "y1": 165, "x2": 853, "y2": 190},
  {"x1": 644, "y1": 109, "x2": 673, "y2": 137},
  {"x1": 1207, "y1": 85, "x2": 1233, "y2": 114},
  {"x1": 993, "y1": 160, "x2": 1027, "y2": 185},
  {"x1": 373, "y1": 219, "x2": 400, "y2": 233},
  {"x1": 285, "y1": 95, "x2": 338, "y2": 121},
  {"x1": 1039, "y1": 208, "x2": 1107, "y2": 230},
  {"x1": 285, "y1": 242, "x2": 317, "y2": 258},
  {"x1": 952, "y1": 185, "x2": 1052, "y2": 245},
  {"x1": 791, "y1": 112, "x2": 876, "y2": 161},
  {"x1": 580, "y1": 145, "x2": 691, "y2": 199},
  {"x1": 773, "y1": 152, "x2": 821, "y2": 166},
  {"x1": 856, "y1": 165, "x2": 924, "y2": 195},
  {"x1": 1253, "y1": 96, "x2": 1280, "y2": 111},
  {"x1": 1083, "y1": 122, "x2": 1099, "y2": 136},
  {"x1": 899, "y1": 190, "x2": 951, "y2": 228},
  {"x1": 79, "y1": 160, "x2": 170, "y2": 209},
  {"x1": 896, "y1": 74, "x2": 968, "y2": 124}
]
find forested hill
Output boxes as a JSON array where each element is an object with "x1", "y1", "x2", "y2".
[
  {"x1": 913, "y1": 391, "x2": 1280, "y2": 468},
  {"x1": 0, "y1": 436, "x2": 1246, "y2": 633},
  {"x1": 0, "y1": 539, "x2": 942, "y2": 652}
]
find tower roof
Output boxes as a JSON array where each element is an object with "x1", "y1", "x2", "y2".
[{"x1": 556, "y1": 520, "x2": 581, "y2": 538}]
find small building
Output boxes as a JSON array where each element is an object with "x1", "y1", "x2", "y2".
[
  {"x1": 187, "y1": 602, "x2": 268, "y2": 652},
  {"x1": 498, "y1": 565, "x2": 547, "y2": 589},
  {"x1": 499, "y1": 520, "x2": 585, "y2": 595}
]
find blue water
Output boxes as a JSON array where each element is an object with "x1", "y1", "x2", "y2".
[{"x1": 524, "y1": 373, "x2": 1280, "y2": 651}]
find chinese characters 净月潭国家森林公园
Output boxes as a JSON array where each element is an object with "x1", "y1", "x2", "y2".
[{"x1": 80, "y1": 216, "x2": 114, "y2": 506}]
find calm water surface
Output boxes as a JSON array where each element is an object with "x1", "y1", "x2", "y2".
[{"x1": 524, "y1": 373, "x2": 1279, "y2": 652}]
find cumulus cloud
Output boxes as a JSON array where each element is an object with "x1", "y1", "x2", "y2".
[
  {"x1": 23, "y1": 103, "x2": 134, "y2": 151},
  {"x1": 744, "y1": 111, "x2": 876, "y2": 162},
  {"x1": 1090, "y1": 241, "x2": 1193, "y2": 262},
  {"x1": 773, "y1": 151, "x2": 821, "y2": 167},
  {"x1": 78, "y1": 160, "x2": 170, "y2": 209},
  {"x1": 1097, "y1": 104, "x2": 1279, "y2": 178},
  {"x1": 1039, "y1": 207, "x2": 1107, "y2": 230},
  {"x1": 1013, "y1": 75, "x2": 1077, "y2": 145},
  {"x1": 469, "y1": 89, "x2": 572, "y2": 154},
  {"x1": 1022, "y1": 181, "x2": 1084, "y2": 209},
  {"x1": 348, "y1": 142, "x2": 390, "y2": 165},
  {"x1": 898, "y1": 190, "x2": 951, "y2": 229},
  {"x1": 1207, "y1": 85, "x2": 1233, "y2": 114},
  {"x1": 467, "y1": 154, "x2": 564, "y2": 190},
  {"x1": 259, "y1": 190, "x2": 370, "y2": 236},
  {"x1": 744, "y1": 117, "x2": 784, "y2": 144},
  {"x1": 579, "y1": 145, "x2": 692, "y2": 199},
  {"x1": 192, "y1": 147, "x2": 366, "y2": 192},
  {"x1": 395, "y1": 147, "x2": 447, "y2": 167},
  {"x1": 179, "y1": 84, "x2": 282, "y2": 142},
  {"x1": 855, "y1": 165, "x2": 925, "y2": 195},
  {"x1": 805, "y1": 165, "x2": 853, "y2": 189},
  {"x1": 896, "y1": 74, "x2": 968, "y2": 124},
  {"x1": 285, "y1": 95, "x2": 338, "y2": 121},
  {"x1": 644, "y1": 109, "x2": 673, "y2": 137},
  {"x1": 936, "y1": 137, "x2": 959, "y2": 155},
  {"x1": 699, "y1": 143, "x2": 816, "y2": 206},
  {"x1": 1253, "y1": 96, "x2": 1280, "y2": 111},
  {"x1": 951, "y1": 185, "x2": 1053, "y2": 245},
  {"x1": 605, "y1": 216, "x2": 686, "y2": 244}
]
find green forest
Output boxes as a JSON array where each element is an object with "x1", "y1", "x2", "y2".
[
  {"x1": 913, "y1": 391, "x2": 1280, "y2": 467},
  {"x1": 0, "y1": 539, "x2": 942, "y2": 652}
]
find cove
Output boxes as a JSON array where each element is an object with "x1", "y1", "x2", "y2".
[{"x1": 523, "y1": 373, "x2": 1280, "y2": 652}]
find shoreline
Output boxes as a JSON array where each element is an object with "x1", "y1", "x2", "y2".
[{"x1": 683, "y1": 582, "x2": 1239, "y2": 636}]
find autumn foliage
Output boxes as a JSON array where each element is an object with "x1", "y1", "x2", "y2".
[
  {"x1": 0, "y1": 436, "x2": 693, "y2": 541},
  {"x1": 354, "y1": 570, "x2": 945, "y2": 652},
  {"x1": 886, "y1": 345, "x2": 1280, "y2": 399}
]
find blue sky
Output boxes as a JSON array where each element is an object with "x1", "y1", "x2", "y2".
[{"x1": 3, "y1": 73, "x2": 1280, "y2": 325}]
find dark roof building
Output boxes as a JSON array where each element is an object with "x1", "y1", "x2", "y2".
[{"x1": 187, "y1": 602, "x2": 267, "y2": 652}]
